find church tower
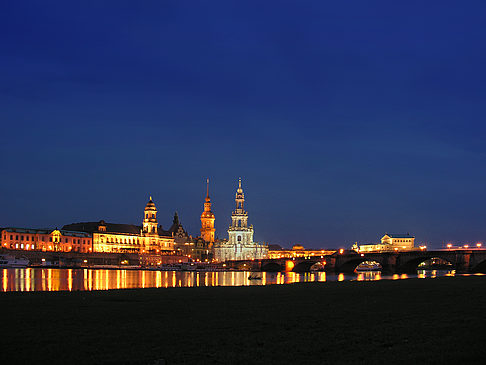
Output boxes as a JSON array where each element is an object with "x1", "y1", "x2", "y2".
[
  {"x1": 200, "y1": 179, "x2": 215, "y2": 243},
  {"x1": 143, "y1": 196, "x2": 158, "y2": 235},
  {"x1": 228, "y1": 178, "x2": 253, "y2": 245}
]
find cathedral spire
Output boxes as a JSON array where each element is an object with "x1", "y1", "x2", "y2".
[
  {"x1": 201, "y1": 178, "x2": 215, "y2": 243},
  {"x1": 235, "y1": 177, "x2": 245, "y2": 211},
  {"x1": 206, "y1": 178, "x2": 210, "y2": 201}
]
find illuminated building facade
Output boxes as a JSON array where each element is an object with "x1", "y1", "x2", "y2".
[
  {"x1": 356, "y1": 233, "x2": 418, "y2": 253},
  {"x1": 1, "y1": 227, "x2": 92, "y2": 252},
  {"x1": 170, "y1": 212, "x2": 212, "y2": 261},
  {"x1": 267, "y1": 244, "x2": 335, "y2": 259},
  {"x1": 213, "y1": 178, "x2": 267, "y2": 261},
  {"x1": 63, "y1": 197, "x2": 174, "y2": 253},
  {"x1": 200, "y1": 179, "x2": 215, "y2": 244}
]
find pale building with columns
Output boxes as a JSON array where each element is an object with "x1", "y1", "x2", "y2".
[
  {"x1": 213, "y1": 178, "x2": 267, "y2": 261},
  {"x1": 356, "y1": 233, "x2": 418, "y2": 253}
]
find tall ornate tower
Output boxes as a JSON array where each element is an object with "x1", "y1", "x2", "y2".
[
  {"x1": 143, "y1": 196, "x2": 158, "y2": 235},
  {"x1": 200, "y1": 179, "x2": 215, "y2": 243},
  {"x1": 228, "y1": 178, "x2": 253, "y2": 245}
]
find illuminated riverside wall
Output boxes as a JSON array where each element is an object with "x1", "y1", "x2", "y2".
[
  {"x1": 268, "y1": 244, "x2": 336, "y2": 259},
  {"x1": 0, "y1": 248, "x2": 188, "y2": 267}
]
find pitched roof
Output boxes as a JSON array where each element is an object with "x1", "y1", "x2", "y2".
[
  {"x1": 384, "y1": 233, "x2": 414, "y2": 238},
  {"x1": 63, "y1": 222, "x2": 141, "y2": 235},
  {"x1": 63, "y1": 221, "x2": 173, "y2": 237}
]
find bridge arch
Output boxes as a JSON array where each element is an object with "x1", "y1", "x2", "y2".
[
  {"x1": 398, "y1": 255, "x2": 455, "y2": 273},
  {"x1": 292, "y1": 260, "x2": 323, "y2": 272},
  {"x1": 336, "y1": 258, "x2": 385, "y2": 273},
  {"x1": 471, "y1": 259, "x2": 486, "y2": 273},
  {"x1": 261, "y1": 262, "x2": 284, "y2": 272}
]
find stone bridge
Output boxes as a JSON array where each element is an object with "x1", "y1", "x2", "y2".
[{"x1": 225, "y1": 250, "x2": 486, "y2": 274}]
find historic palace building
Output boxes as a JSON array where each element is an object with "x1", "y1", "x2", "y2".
[
  {"x1": 213, "y1": 178, "x2": 268, "y2": 261},
  {"x1": 63, "y1": 197, "x2": 174, "y2": 254},
  {"x1": 354, "y1": 233, "x2": 419, "y2": 253},
  {"x1": 1, "y1": 227, "x2": 92, "y2": 253}
]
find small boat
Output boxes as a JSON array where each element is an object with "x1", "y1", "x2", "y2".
[
  {"x1": 181, "y1": 263, "x2": 196, "y2": 271},
  {"x1": 355, "y1": 262, "x2": 381, "y2": 272},
  {"x1": 248, "y1": 273, "x2": 262, "y2": 280},
  {"x1": 0, "y1": 254, "x2": 29, "y2": 268}
]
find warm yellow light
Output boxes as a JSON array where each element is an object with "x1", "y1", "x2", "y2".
[
  {"x1": 464, "y1": 245, "x2": 469, "y2": 249},
  {"x1": 339, "y1": 249, "x2": 344, "y2": 254},
  {"x1": 477, "y1": 243, "x2": 482, "y2": 248},
  {"x1": 285, "y1": 260, "x2": 295, "y2": 271},
  {"x1": 447, "y1": 244, "x2": 452, "y2": 249}
]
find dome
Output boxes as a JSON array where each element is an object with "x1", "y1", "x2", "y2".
[{"x1": 145, "y1": 196, "x2": 157, "y2": 211}]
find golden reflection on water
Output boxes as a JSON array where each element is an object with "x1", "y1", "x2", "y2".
[{"x1": 0, "y1": 268, "x2": 459, "y2": 292}]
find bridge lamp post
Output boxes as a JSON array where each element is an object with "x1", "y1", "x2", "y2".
[
  {"x1": 464, "y1": 244, "x2": 469, "y2": 249},
  {"x1": 477, "y1": 243, "x2": 482, "y2": 249},
  {"x1": 447, "y1": 244, "x2": 452, "y2": 250}
]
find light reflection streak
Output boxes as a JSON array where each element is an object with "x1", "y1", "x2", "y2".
[
  {"x1": 47, "y1": 269, "x2": 52, "y2": 291},
  {"x1": 26, "y1": 268, "x2": 31, "y2": 291},
  {"x1": 0, "y1": 268, "x2": 465, "y2": 292},
  {"x1": 2, "y1": 269, "x2": 7, "y2": 291},
  {"x1": 67, "y1": 269, "x2": 72, "y2": 291}
]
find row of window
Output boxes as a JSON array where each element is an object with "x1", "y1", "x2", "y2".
[
  {"x1": 4, "y1": 234, "x2": 88, "y2": 244},
  {"x1": 5, "y1": 243, "x2": 90, "y2": 251},
  {"x1": 102, "y1": 237, "x2": 140, "y2": 245}
]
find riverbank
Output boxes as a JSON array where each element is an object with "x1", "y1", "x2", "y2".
[{"x1": 1, "y1": 276, "x2": 485, "y2": 364}]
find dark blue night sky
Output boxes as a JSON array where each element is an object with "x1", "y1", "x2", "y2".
[{"x1": 1, "y1": 1, "x2": 485, "y2": 249}]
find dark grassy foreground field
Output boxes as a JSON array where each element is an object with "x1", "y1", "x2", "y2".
[{"x1": 1, "y1": 276, "x2": 485, "y2": 365}]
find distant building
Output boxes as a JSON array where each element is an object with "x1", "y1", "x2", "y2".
[
  {"x1": 63, "y1": 197, "x2": 174, "y2": 254},
  {"x1": 357, "y1": 233, "x2": 418, "y2": 253},
  {"x1": 213, "y1": 178, "x2": 267, "y2": 261},
  {"x1": 1, "y1": 227, "x2": 92, "y2": 253},
  {"x1": 169, "y1": 212, "x2": 211, "y2": 261},
  {"x1": 268, "y1": 244, "x2": 335, "y2": 259}
]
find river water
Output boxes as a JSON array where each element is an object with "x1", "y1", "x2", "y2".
[{"x1": 0, "y1": 268, "x2": 473, "y2": 292}]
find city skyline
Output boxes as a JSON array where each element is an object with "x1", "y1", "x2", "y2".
[
  {"x1": 1, "y1": 177, "x2": 482, "y2": 250},
  {"x1": 1, "y1": 2, "x2": 486, "y2": 249}
]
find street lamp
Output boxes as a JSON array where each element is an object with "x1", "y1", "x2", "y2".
[
  {"x1": 477, "y1": 243, "x2": 482, "y2": 249},
  {"x1": 447, "y1": 244, "x2": 452, "y2": 250}
]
